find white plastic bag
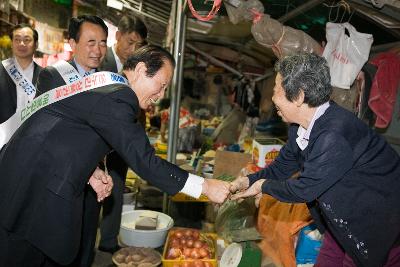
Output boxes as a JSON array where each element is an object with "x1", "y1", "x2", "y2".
[{"x1": 322, "y1": 22, "x2": 373, "y2": 89}]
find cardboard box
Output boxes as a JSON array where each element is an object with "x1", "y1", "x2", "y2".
[
  {"x1": 213, "y1": 150, "x2": 252, "y2": 178},
  {"x1": 252, "y1": 138, "x2": 284, "y2": 168}
]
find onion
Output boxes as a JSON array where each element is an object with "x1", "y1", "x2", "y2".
[
  {"x1": 198, "y1": 247, "x2": 209, "y2": 259},
  {"x1": 184, "y1": 229, "x2": 193, "y2": 238},
  {"x1": 186, "y1": 238, "x2": 194, "y2": 248},
  {"x1": 167, "y1": 248, "x2": 181, "y2": 259},
  {"x1": 180, "y1": 238, "x2": 187, "y2": 246},
  {"x1": 192, "y1": 230, "x2": 200, "y2": 240},
  {"x1": 174, "y1": 230, "x2": 183, "y2": 239},
  {"x1": 191, "y1": 248, "x2": 201, "y2": 259},
  {"x1": 193, "y1": 240, "x2": 203, "y2": 249},
  {"x1": 183, "y1": 247, "x2": 192, "y2": 259},
  {"x1": 170, "y1": 237, "x2": 181, "y2": 248},
  {"x1": 193, "y1": 260, "x2": 205, "y2": 267}
]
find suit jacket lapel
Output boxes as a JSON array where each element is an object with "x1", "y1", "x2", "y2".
[
  {"x1": 100, "y1": 47, "x2": 118, "y2": 73},
  {"x1": 32, "y1": 63, "x2": 41, "y2": 84}
]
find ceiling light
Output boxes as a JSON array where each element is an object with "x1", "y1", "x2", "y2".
[{"x1": 107, "y1": 0, "x2": 123, "y2": 11}]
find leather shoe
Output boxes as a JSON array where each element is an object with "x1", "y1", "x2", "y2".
[{"x1": 98, "y1": 245, "x2": 121, "y2": 254}]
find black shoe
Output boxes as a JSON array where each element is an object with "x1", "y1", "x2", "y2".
[{"x1": 98, "y1": 245, "x2": 121, "y2": 254}]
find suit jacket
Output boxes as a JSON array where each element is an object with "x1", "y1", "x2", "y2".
[
  {"x1": 0, "y1": 61, "x2": 42, "y2": 123},
  {"x1": 35, "y1": 60, "x2": 77, "y2": 96},
  {"x1": 99, "y1": 47, "x2": 118, "y2": 73},
  {"x1": 249, "y1": 101, "x2": 400, "y2": 267},
  {"x1": 0, "y1": 81, "x2": 188, "y2": 264},
  {"x1": 98, "y1": 47, "x2": 128, "y2": 173}
]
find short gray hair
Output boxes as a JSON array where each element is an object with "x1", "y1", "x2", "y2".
[{"x1": 274, "y1": 53, "x2": 332, "y2": 107}]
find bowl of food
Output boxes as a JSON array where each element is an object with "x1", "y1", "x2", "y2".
[
  {"x1": 112, "y1": 246, "x2": 162, "y2": 267},
  {"x1": 120, "y1": 210, "x2": 174, "y2": 248}
]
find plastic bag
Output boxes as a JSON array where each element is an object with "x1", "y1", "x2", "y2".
[
  {"x1": 215, "y1": 198, "x2": 257, "y2": 242},
  {"x1": 251, "y1": 14, "x2": 322, "y2": 58},
  {"x1": 322, "y1": 22, "x2": 373, "y2": 89},
  {"x1": 224, "y1": 0, "x2": 264, "y2": 24}
]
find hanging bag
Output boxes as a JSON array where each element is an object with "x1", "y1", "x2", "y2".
[{"x1": 322, "y1": 22, "x2": 373, "y2": 89}]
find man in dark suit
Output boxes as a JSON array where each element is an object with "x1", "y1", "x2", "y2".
[
  {"x1": 35, "y1": 15, "x2": 113, "y2": 267},
  {"x1": 0, "y1": 44, "x2": 230, "y2": 267},
  {"x1": 36, "y1": 15, "x2": 108, "y2": 93},
  {"x1": 0, "y1": 23, "x2": 42, "y2": 123},
  {"x1": 97, "y1": 15, "x2": 148, "y2": 254}
]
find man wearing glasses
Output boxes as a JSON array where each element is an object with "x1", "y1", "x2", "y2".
[{"x1": 0, "y1": 24, "x2": 42, "y2": 124}]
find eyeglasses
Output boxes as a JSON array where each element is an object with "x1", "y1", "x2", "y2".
[{"x1": 13, "y1": 38, "x2": 34, "y2": 45}]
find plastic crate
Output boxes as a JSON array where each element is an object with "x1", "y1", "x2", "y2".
[{"x1": 162, "y1": 228, "x2": 217, "y2": 267}]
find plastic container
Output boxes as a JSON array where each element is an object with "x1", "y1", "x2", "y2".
[
  {"x1": 119, "y1": 210, "x2": 174, "y2": 248},
  {"x1": 162, "y1": 228, "x2": 218, "y2": 267},
  {"x1": 122, "y1": 204, "x2": 135, "y2": 213},
  {"x1": 295, "y1": 224, "x2": 322, "y2": 264}
]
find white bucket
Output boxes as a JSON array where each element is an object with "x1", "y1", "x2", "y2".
[{"x1": 119, "y1": 210, "x2": 174, "y2": 248}]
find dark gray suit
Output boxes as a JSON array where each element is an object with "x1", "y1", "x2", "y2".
[
  {"x1": 36, "y1": 61, "x2": 102, "y2": 266},
  {"x1": 0, "y1": 79, "x2": 188, "y2": 265},
  {"x1": 0, "y1": 61, "x2": 42, "y2": 123},
  {"x1": 97, "y1": 46, "x2": 129, "y2": 250}
]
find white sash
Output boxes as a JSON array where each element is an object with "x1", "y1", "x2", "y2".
[
  {"x1": 52, "y1": 60, "x2": 81, "y2": 84},
  {"x1": 2, "y1": 58, "x2": 36, "y2": 110},
  {"x1": 0, "y1": 71, "x2": 128, "y2": 149}
]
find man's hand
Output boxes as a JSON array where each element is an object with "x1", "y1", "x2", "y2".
[
  {"x1": 230, "y1": 179, "x2": 265, "y2": 203},
  {"x1": 88, "y1": 167, "x2": 113, "y2": 202},
  {"x1": 202, "y1": 179, "x2": 230, "y2": 204},
  {"x1": 230, "y1": 175, "x2": 250, "y2": 193}
]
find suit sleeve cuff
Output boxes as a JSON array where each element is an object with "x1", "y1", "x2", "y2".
[{"x1": 180, "y1": 173, "x2": 205, "y2": 198}]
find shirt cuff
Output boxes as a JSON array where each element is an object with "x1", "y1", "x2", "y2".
[{"x1": 180, "y1": 173, "x2": 205, "y2": 198}]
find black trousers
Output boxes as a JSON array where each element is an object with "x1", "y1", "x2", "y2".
[
  {"x1": 73, "y1": 186, "x2": 101, "y2": 267},
  {"x1": 0, "y1": 227, "x2": 66, "y2": 267},
  {"x1": 76, "y1": 152, "x2": 127, "y2": 267}
]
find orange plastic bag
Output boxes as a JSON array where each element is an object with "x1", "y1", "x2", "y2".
[{"x1": 256, "y1": 195, "x2": 312, "y2": 267}]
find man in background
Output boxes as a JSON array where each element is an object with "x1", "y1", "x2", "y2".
[
  {"x1": 35, "y1": 15, "x2": 113, "y2": 267},
  {"x1": 96, "y1": 15, "x2": 148, "y2": 254},
  {"x1": 0, "y1": 23, "x2": 42, "y2": 123}
]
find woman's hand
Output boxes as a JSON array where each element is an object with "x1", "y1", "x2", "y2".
[
  {"x1": 229, "y1": 175, "x2": 250, "y2": 193},
  {"x1": 230, "y1": 179, "x2": 265, "y2": 205}
]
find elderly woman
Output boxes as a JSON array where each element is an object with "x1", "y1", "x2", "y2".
[{"x1": 231, "y1": 53, "x2": 400, "y2": 267}]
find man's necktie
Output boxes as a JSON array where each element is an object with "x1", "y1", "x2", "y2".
[{"x1": 83, "y1": 71, "x2": 91, "y2": 77}]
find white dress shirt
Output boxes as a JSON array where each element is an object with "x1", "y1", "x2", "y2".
[
  {"x1": 14, "y1": 58, "x2": 34, "y2": 83},
  {"x1": 111, "y1": 45, "x2": 123, "y2": 73}
]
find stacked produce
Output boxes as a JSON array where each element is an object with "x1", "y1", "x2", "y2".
[{"x1": 163, "y1": 228, "x2": 215, "y2": 267}]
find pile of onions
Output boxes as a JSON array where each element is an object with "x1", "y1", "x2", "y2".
[{"x1": 166, "y1": 228, "x2": 214, "y2": 267}]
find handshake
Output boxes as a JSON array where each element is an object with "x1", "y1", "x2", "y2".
[
  {"x1": 88, "y1": 167, "x2": 114, "y2": 202},
  {"x1": 201, "y1": 176, "x2": 266, "y2": 206},
  {"x1": 88, "y1": 168, "x2": 266, "y2": 206}
]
